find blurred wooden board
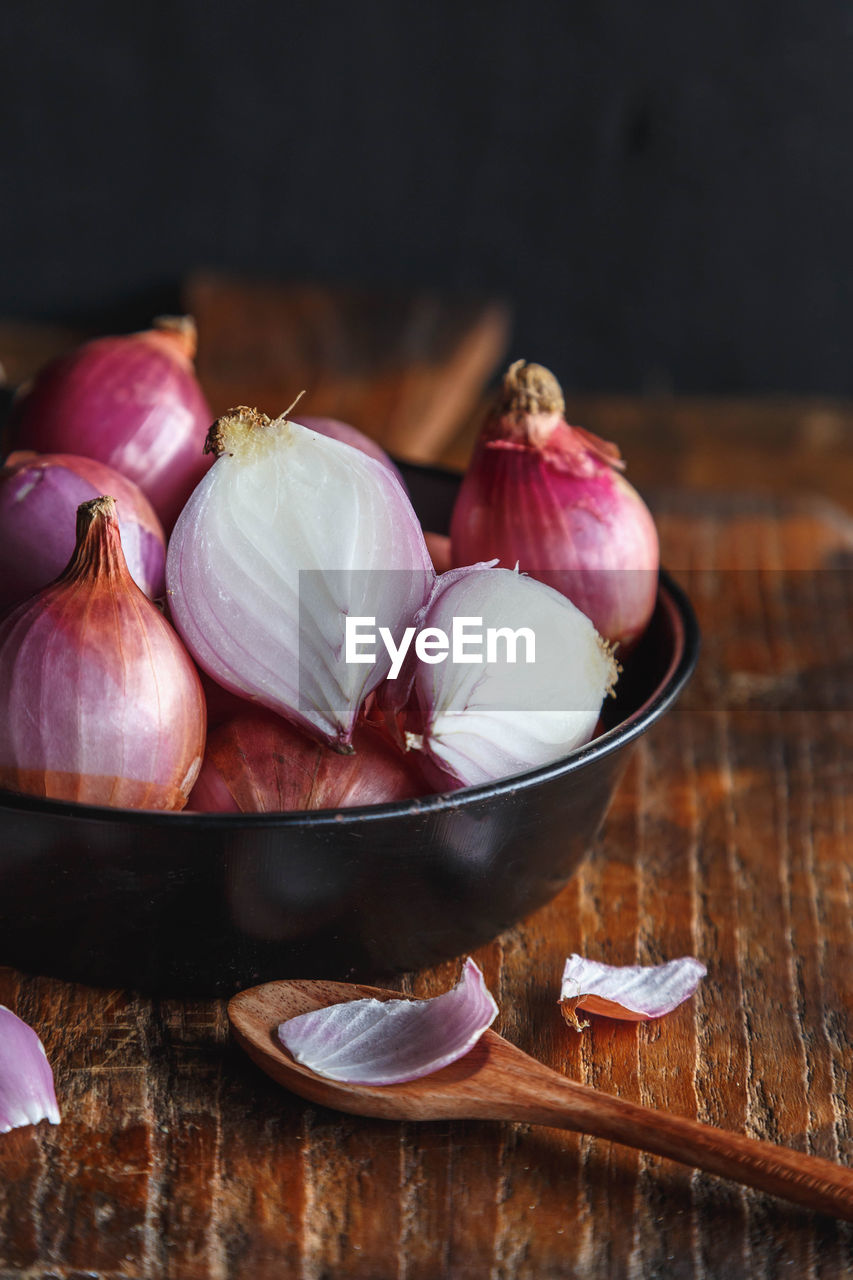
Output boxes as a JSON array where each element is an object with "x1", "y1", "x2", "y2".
[
  {"x1": 183, "y1": 272, "x2": 511, "y2": 463},
  {"x1": 446, "y1": 393, "x2": 853, "y2": 512},
  {"x1": 0, "y1": 320, "x2": 90, "y2": 389},
  {"x1": 1, "y1": 483, "x2": 851, "y2": 1278}
]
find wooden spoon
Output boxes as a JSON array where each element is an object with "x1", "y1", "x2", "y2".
[{"x1": 228, "y1": 977, "x2": 853, "y2": 1222}]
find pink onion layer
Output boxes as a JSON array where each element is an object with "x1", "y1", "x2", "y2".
[
  {"x1": 450, "y1": 361, "x2": 660, "y2": 651},
  {"x1": 278, "y1": 958, "x2": 498, "y2": 1084},
  {"x1": 559, "y1": 954, "x2": 707, "y2": 1028},
  {"x1": 11, "y1": 318, "x2": 212, "y2": 529},
  {"x1": 0, "y1": 1006, "x2": 61, "y2": 1133},
  {"x1": 187, "y1": 709, "x2": 425, "y2": 812},
  {"x1": 0, "y1": 451, "x2": 166, "y2": 610}
]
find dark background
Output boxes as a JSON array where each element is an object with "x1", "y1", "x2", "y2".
[{"x1": 2, "y1": 0, "x2": 850, "y2": 394}]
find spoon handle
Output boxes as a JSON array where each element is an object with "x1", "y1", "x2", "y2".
[{"x1": 493, "y1": 1069, "x2": 853, "y2": 1220}]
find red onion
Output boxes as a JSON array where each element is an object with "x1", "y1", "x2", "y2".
[
  {"x1": 380, "y1": 564, "x2": 618, "y2": 790},
  {"x1": 0, "y1": 451, "x2": 166, "y2": 611},
  {"x1": 450, "y1": 361, "x2": 660, "y2": 651},
  {"x1": 0, "y1": 1006, "x2": 61, "y2": 1133},
  {"x1": 11, "y1": 317, "x2": 212, "y2": 530},
  {"x1": 278, "y1": 958, "x2": 498, "y2": 1084},
  {"x1": 295, "y1": 415, "x2": 405, "y2": 484},
  {"x1": 0, "y1": 496, "x2": 205, "y2": 809},
  {"x1": 167, "y1": 407, "x2": 434, "y2": 751},
  {"x1": 187, "y1": 709, "x2": 425, "y2": 812},
  {"x1": 559, "y1": 955, "x2": 707, "y2": 1030}
]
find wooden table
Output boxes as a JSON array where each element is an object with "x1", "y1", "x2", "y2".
[{"x1": 1, "y1": 311, "x2": 852, "y2": 1276}]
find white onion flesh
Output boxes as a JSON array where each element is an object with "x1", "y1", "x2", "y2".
[
  {"x1": 166, "y1": 410, "x2": 434, "y2": 749},
  {"x1": 395, "y1": 566, "x2": 618, "y2": 788}
]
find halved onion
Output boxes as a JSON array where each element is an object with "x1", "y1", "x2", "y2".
[{"x1": 167, "y1": 408, "x2": 434, "y2": 751}]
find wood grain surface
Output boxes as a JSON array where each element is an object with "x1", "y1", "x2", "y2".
[
  {"x1": 0, "y1": 474, "x2": 851, "y2": 1278},
  {"x1": 183, "y1": 272, "x2": 511, "y2": 463}
]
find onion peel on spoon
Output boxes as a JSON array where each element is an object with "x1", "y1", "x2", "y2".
[{"x1": 278, "y1": 958, "x2": 498, "y2": 1085}]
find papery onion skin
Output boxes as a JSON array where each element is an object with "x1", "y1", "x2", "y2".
[
  {"x1": 0, "y1": 451, "x2": 166, "y2": 610},
  {"x1": 381, "y1": 564, "x2": 618, "y2": 791},
  {"x1": 0, "y1": 496, "x2": 205, "y2": 809},
  {"x1": 559, "y1": 954, "x2": 707, "y2": 1029},
  {"x1": 0, "y1": 1006, "x2": 61, "y2": 1134},
  {"x1": 295, "y1": 415, "x2": 405, "y2": 484},
  {"x1": 167, "y1": 407, "x2": 434, "y2": 751},
  {"x1": 450, "y1": 361, "x2": 659, "y2": 651},
  {"x1": 278, "y1": 958, "x2": 498, "y2": 1085},
  {"x1": 11, "y1": 317, "x2": 212, "y2": 530},
  {"x1": 187, "y1": 709, "x2": 426, "y2": 812}
]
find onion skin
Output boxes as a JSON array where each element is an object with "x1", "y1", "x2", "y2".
[
  {"x1": 278, "y1": 957, "x2": 498, "y2": 1085},
  {"x1": 0, "y1": 496, "x2": 205, "y2": 809},
  {"x1": 0, "y1": 451, "x2": 166, "y2": 611},
  {"x1": 187, "y1": 709, "x2": 425, "y2": 812},
  {"x1": 450, "y1": 361, "x2": 659, "y2": 651},
  {"x1": 0, "y1": 1006, "x2": 61, "y2": 1133},
  {"x1": 11, "y1": 317, "x2": 212, "y2": 530}
]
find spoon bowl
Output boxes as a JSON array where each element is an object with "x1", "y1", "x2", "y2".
[{"x1": 228, "y1": 976, "x2": 853, "y2": 1221}]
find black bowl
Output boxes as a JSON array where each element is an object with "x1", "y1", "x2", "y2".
[{"x1": 0, "y1": 463, "x2": 699, "y2": 995}]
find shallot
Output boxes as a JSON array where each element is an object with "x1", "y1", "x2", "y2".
[
  {"x1": 380, "y1": 564, "x2": 618, "y2": 790},
  {"x1": 0, "y1": 451, "x2": 166, "y2": 610},
  {"x1": 166, "y1": 407, "x2": 434, "y2": 751},
  {"x1": 187, "y1": 709, "x2": 424, "y2": 812},
  {"x1": 0, "y1": 496, "x2": 205, "y2": 808},
  {"x1": 450, "y1": 361, "x2": 659, "y2": 650},
  {"x1": 11, "y1": 316, "x2": 212, "y2": 529}
]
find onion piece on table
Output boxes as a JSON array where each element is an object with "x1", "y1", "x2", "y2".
[
  {"x1": 167, "y1": 407, "x2": 434, "y2": 751},
  {"x1": 187, "y1": 709, "x2": 425, "y2": 812},
  {"x1": 450, "y1": 360, "x2": 659, "y2": 651},
  {"x1": 559, "y1": 954, "x2": 707, "y2": 1030},
  {"x1": 278, "y1": 958, "x2": 498, "y2": 1085},
  {"x1": 0, "y1": 496, "x2": 205, "y2": 809},
  {"x1": 0, "y1": 451, "x2": 166, "y2": 610},
  {"x1": 0, "y1": 1007, "x2": 61, "y2": 1134},
  {"x1": 11, "y1": 316, "x2": 212, "y2": 529},
  {"x1": 380, "y1": 564, "x2": 618, "y2": 790}
]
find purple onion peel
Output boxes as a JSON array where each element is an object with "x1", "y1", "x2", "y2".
[
  {"x1": 278, "y1": 958, "x2": 498, "y2": 1085},
  {"x1": 0, "y1": 1006, "x2": 61, "y2": 1133}
]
